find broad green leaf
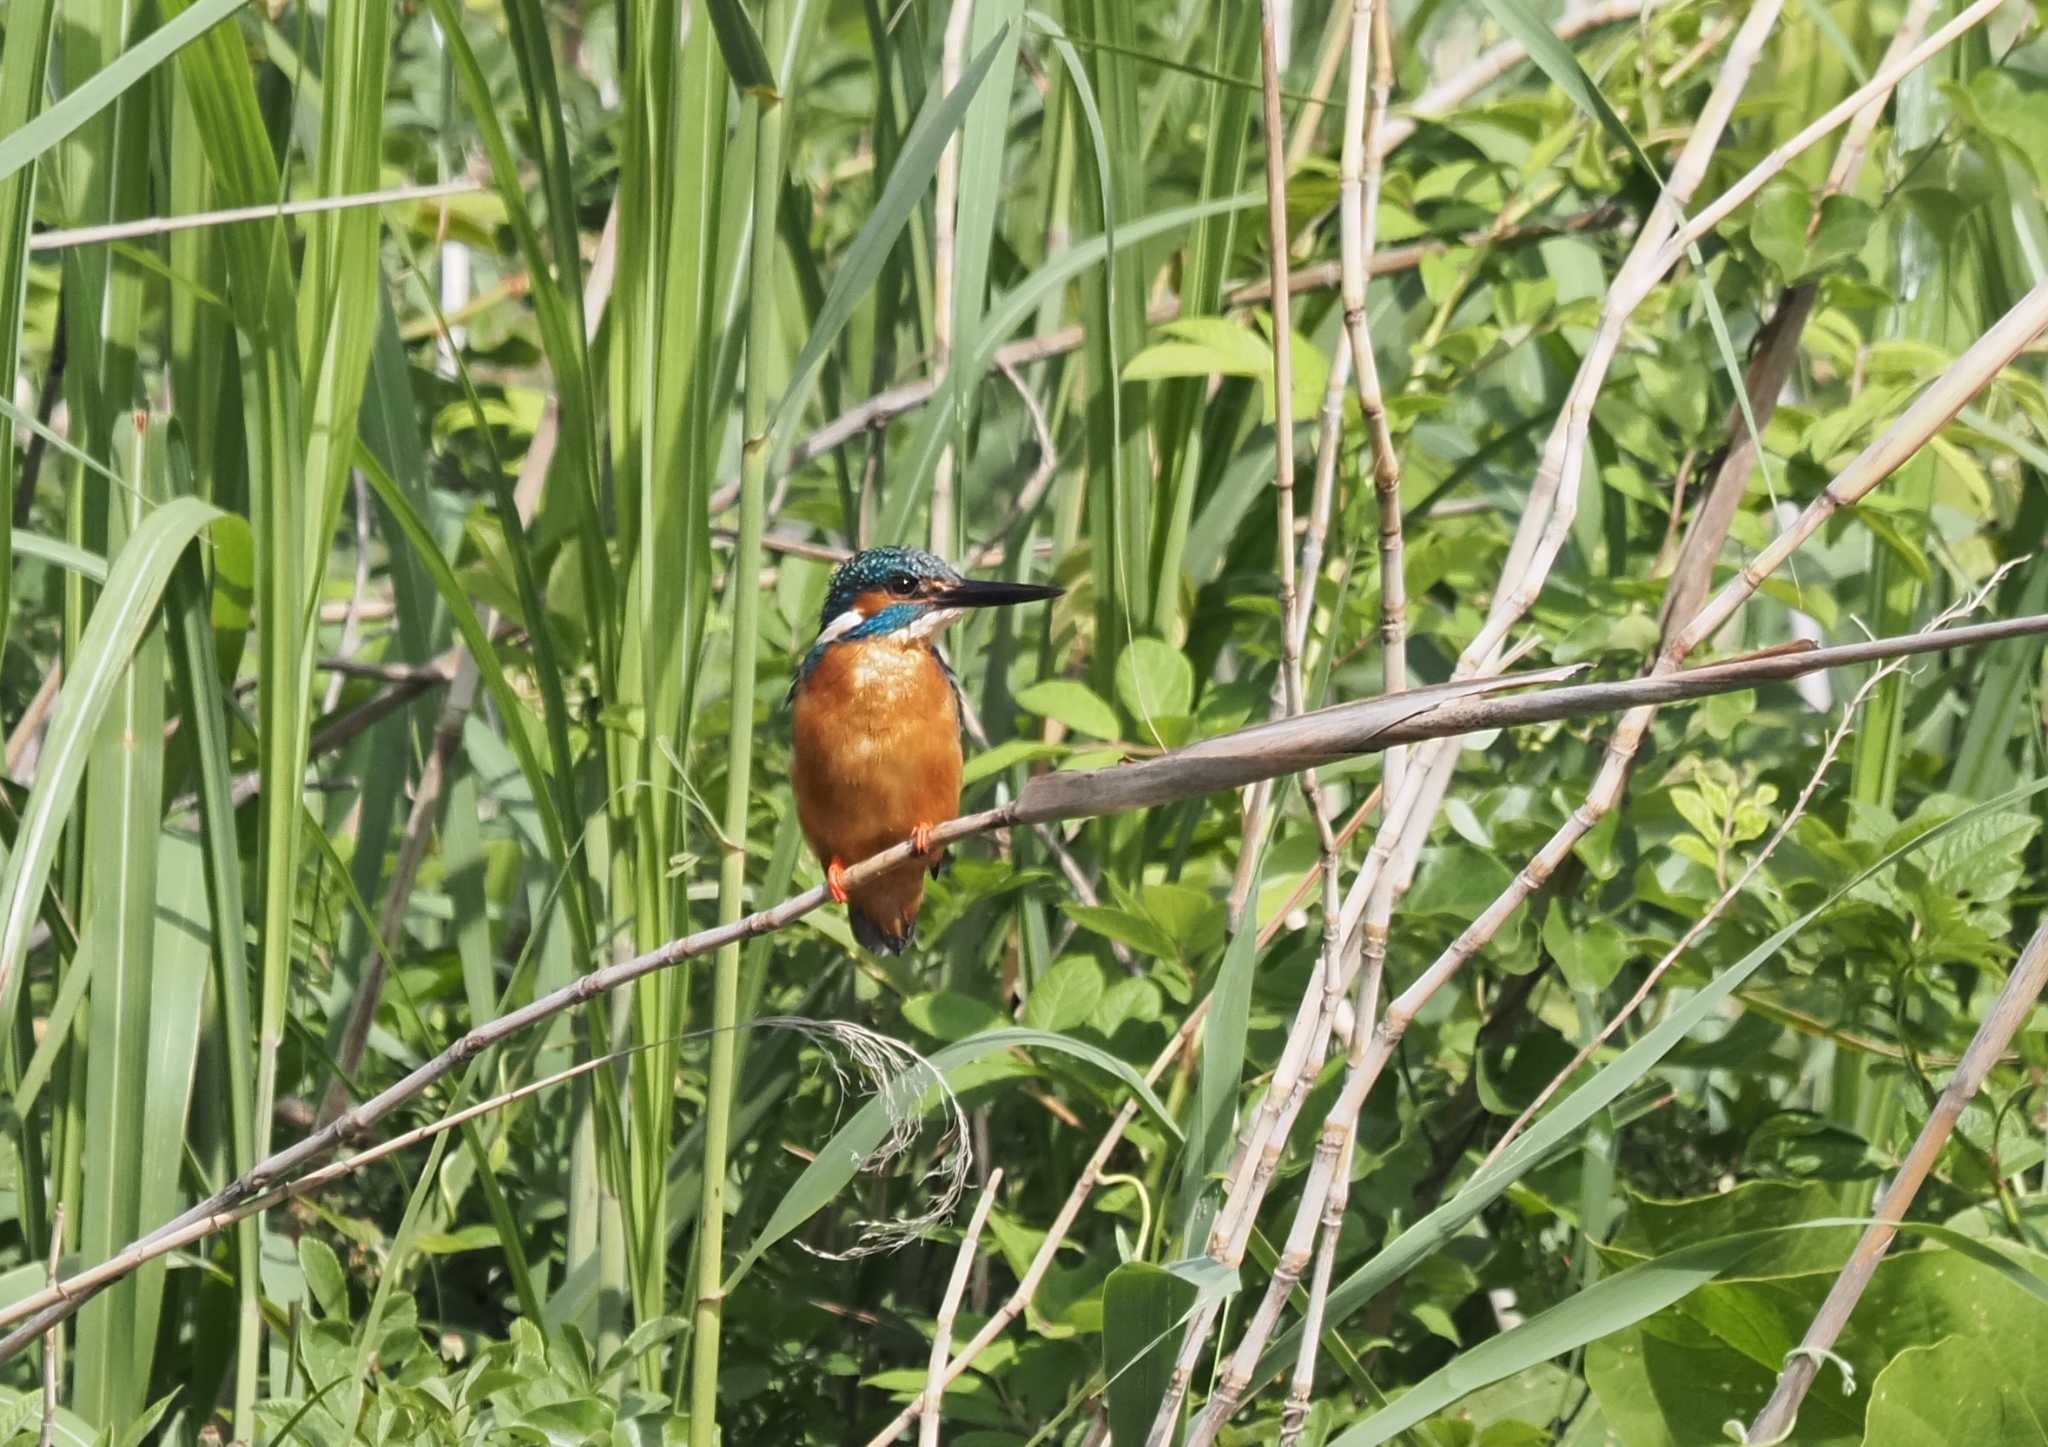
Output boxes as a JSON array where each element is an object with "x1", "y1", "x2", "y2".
[
  {"x1": 1064, "y1": 904, "x2": 1180, "y2": 961},
  {"x1": 1104, "y1": 1263, "x2": 1201, "y2": 1447},
  {"x1": 1016, "y1": 679, "x2": 1122, "y2": 739},
  {"x1": 1860, "y1": 1272, "x2": 2048, "y2": 1445},
  {"x1": 1115, "y1": 637, "x2": 1195, "y2": 724},
  {"x1": 1025, "y1": 957, "x2": 1106, "y2": 1033},
  {"x1": 299, "y1": 1238, "x2": 350, "y2": 1324}
]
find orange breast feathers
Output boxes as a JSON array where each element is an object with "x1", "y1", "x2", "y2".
[{"x1": 791, "y1": 638, "x2": 963, "y2": 945}]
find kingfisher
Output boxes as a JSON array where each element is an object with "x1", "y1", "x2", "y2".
[{"x1": 790, "y1": 546, "x2": 1062, "y2": 955}]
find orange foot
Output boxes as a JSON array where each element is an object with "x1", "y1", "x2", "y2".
[
  {"x1": 826, "y1": 858, "x2": 850, "y2": 904},
  {"x1": 910, "y1": 821, "x2": 937, "y2": 856}
]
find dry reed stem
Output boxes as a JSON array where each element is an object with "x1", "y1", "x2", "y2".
[
  {"x1": 1339, "y1": 0, "x2": 1408, "y2": 805},
  {"x1": 28, "y1": 178, "x2": 485, "y2": 252},
  {"x1": 1147, "y1": 22, "x2": 1350, "y2": 1432},
  {"x1": 1157, "y1": 5, "x2": 1793, "y2": 1417},
  {"x1": 1746, "y1": 916, "x2": 2048, "y2": 1442},
  {"x1": 920, "y1": 1168, "x2": 1001, "y2": 1447},
  {"x1": 38, "y1": 1204, "x2": 60, "y2": 1447},
  {"x1": 1262, "y1": 0, "x2": 1304, "y2": 719},
  {"x1": 1451, "y1": 0, "x2": 1785, "y2": 682}
]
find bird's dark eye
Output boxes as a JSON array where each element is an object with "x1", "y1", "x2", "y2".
[{"x1": 889, "y1": 572, "x2": 917, "y2": 596}]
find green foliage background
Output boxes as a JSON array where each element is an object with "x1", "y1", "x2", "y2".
[{"x1": 1, "y1": 0, "x2": 2047, "y2": 1443}]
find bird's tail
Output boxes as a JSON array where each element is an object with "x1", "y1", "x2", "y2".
[{"x1": 849, "y1": 905, "x2": 915, "y2": 957}]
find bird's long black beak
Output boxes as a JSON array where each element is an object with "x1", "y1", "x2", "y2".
[{"x1": 933, "y1": 578, "x2": 1065, "y2": 609}]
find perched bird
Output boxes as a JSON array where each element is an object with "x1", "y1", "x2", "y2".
[{"x1": 790, "y1": 546, "x2": 1062, "y2": 955}]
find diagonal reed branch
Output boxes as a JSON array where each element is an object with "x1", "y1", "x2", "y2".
[
  {"x1": 6, "y1": 615, "x2": 2048, "y2": 1359},
  {"x1": 1744, "y1": 916, "x2": 2048, "y2": 1443},
  {"x1": 920, "y1": 1167, "x2": 1002, "y2": 1447}
]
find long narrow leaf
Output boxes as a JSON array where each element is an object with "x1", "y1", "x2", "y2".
[{"x1": 0, "y1": 494, "x2": 225, "y2": 1035}]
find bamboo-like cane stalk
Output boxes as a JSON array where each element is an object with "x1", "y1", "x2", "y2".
[
  {"x1": 1339, "y1": 0, "x2": 1406, "y2": 797},
  {"x1": 1262, "y1": 0, "x2": 1304, "y2": 719},
  {"x1": 692, "y1": 7, "x2": 788, "y2": 1434},
  {"x1": 920, "y1": 1169, "x2": 1001, "y2": 1447},
  {"x1": 9, "y1": 615, "x2": 2048, "y2": 1361},
  {"x1": 1745, "y1": 916, "x2": 2048, "y2": 1443},
  {"x1": 37, "y1": 1204, "x2": 59, "y2": 1447}
]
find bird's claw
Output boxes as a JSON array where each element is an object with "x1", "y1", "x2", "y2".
[
  {"x1": 910, "y1": 821, "x2": 937, "y2": 856},
  {"x1": 826, "y1": 858, "x2": 850, "y2": 903}
]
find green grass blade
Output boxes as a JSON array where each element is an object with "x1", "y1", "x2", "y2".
[
  {"x1": 882, "y1": 188, "x2": 1263, "y2": 544},
  {"x1": 0, "y1": 0, "x2": 247, "y2": 186},
  {"x1": 1174, "y1": 849, "x2": 1263, "y2": 1255},
  {"x1": 10, "y1": 531, "x2": 108, "y2": 582},
  {"x1": 0, "y1": 0, "x2": 59, "y2": 656},
  {"x1": 0, "y1": 493, "x2": 222, "y2": 1037},
  {"x1": 702, "y1": 0, "x2": 777, "y2": 95},
  {"x1": 66, "y1": 415, "x2": 169, "y2": 1429},
  {"x1": 765, "y1": 26, "x2": 1011, "y2": 454}
]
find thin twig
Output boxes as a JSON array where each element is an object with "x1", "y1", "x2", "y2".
[
  {"x1": 1340, "y1": 0, "x2": 1407, "y2": 794},
  {"x1": 920, "y1": 1169, "x2": 1002, "y2": 1447},
  {"x1": 963, "y1": 356, "x2": 1060, "y2": 570},
  {"x1": 1746, "y1": 917, "x2": 2048, "y2": 1443},
  {"x1": 29, "y1": 178, "x2": 485, "y2": 252},
  {"x1": 38, "y1": 1204, "x2": 61, "y2": 1447}
]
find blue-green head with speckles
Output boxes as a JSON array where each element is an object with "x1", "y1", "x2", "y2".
[{"x1": 792, "y1": 546, "x2": 1064, "y2": 696}]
